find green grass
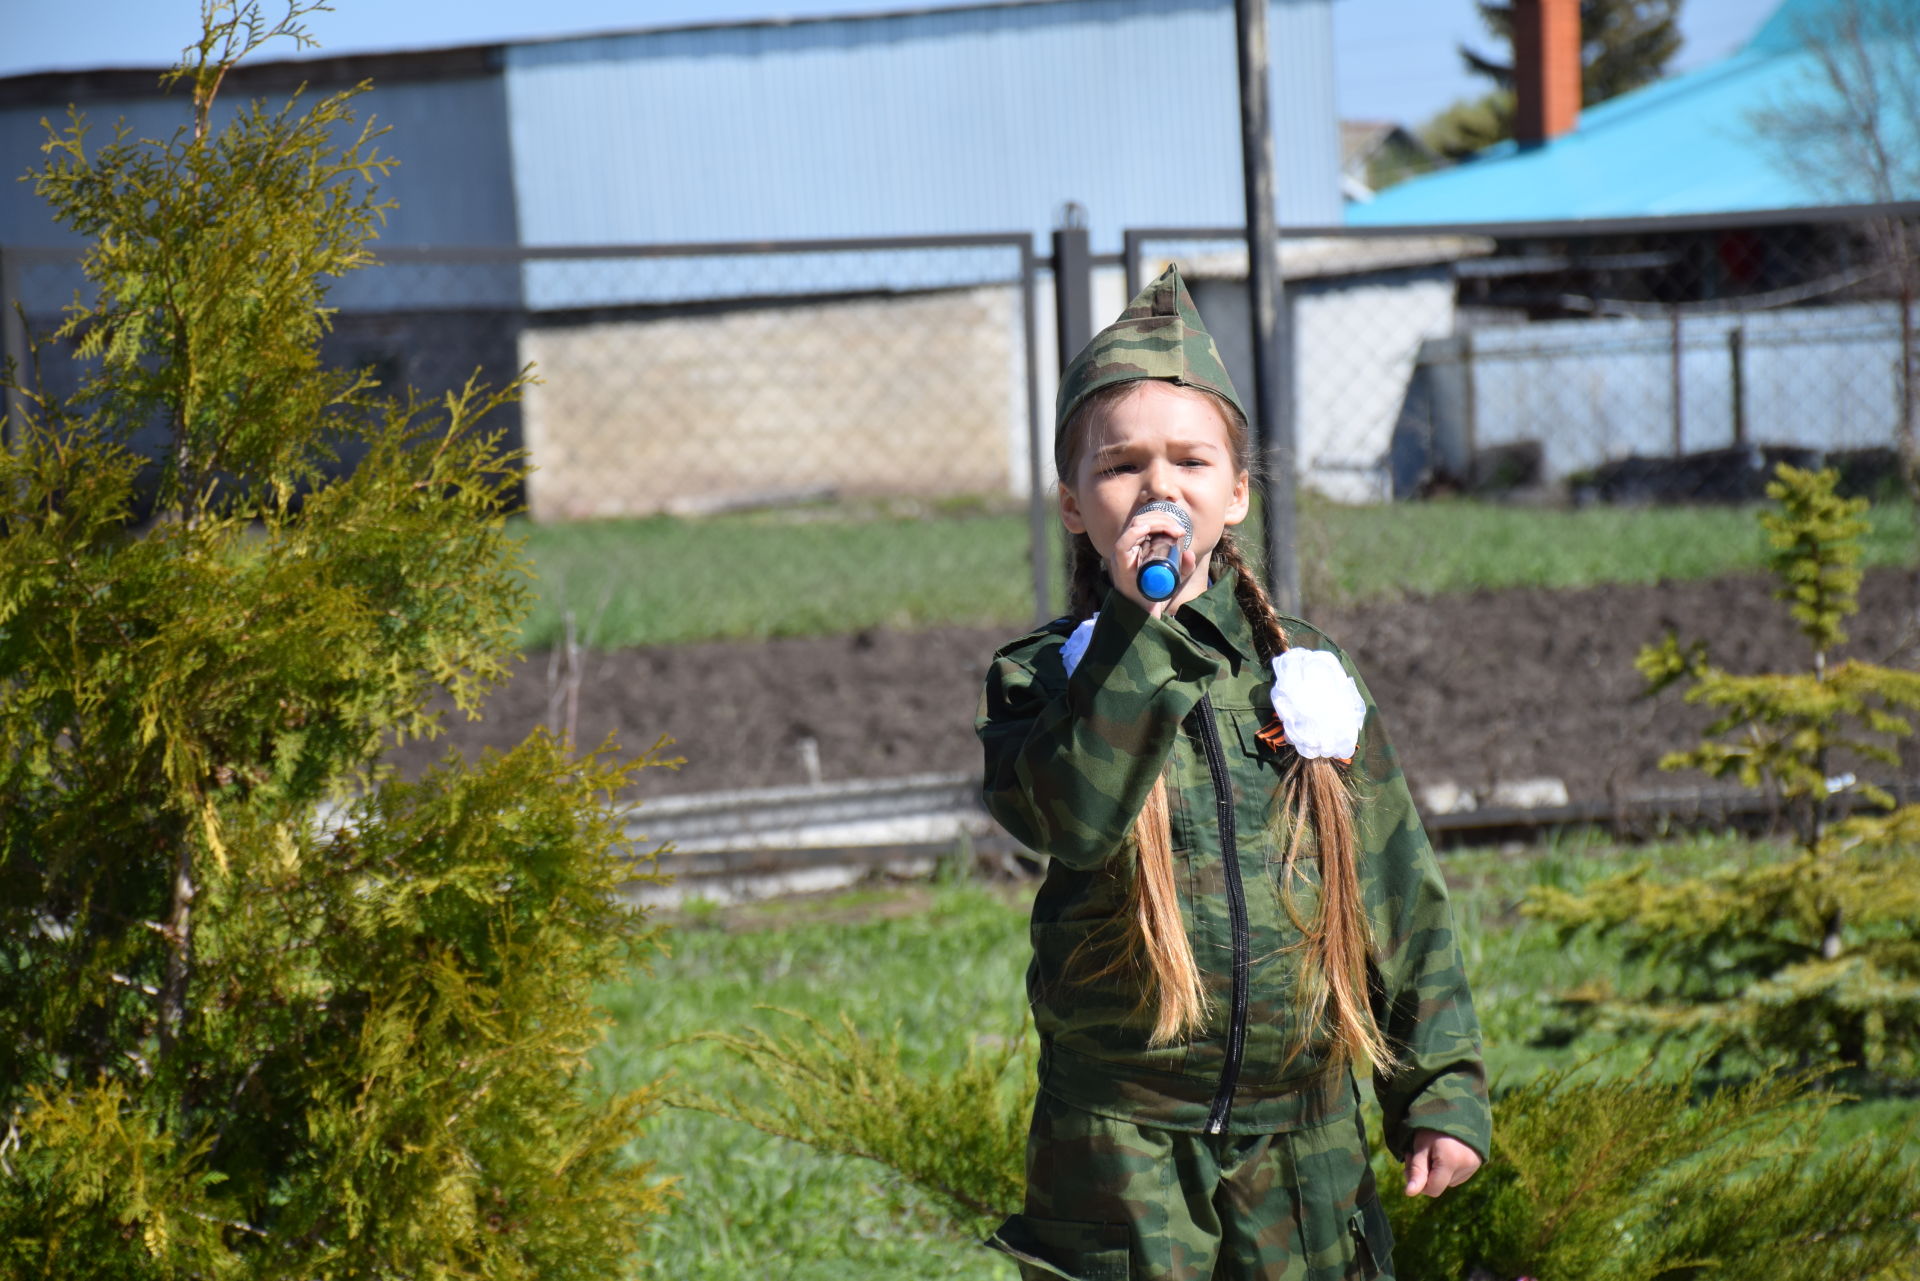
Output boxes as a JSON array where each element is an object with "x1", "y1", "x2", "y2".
[
  {"x1": 595, "y1": 884, "x2": 1031, "y2": 1279},
  {"x1": 594, "y1": 835, "x2": 1920, "y2": 1278},
  {"x1": 1297, "y1": 495, "x2": 1917, "y2": 604},
  {"x1": 516, "y1": 503, "x2": 1044, "y2": 650},
  {"x1": 515, "y1": 496, "x2": 1919, "y2": 649}
]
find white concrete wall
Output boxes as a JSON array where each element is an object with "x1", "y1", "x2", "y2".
[{"x1": 519, "y1": 285, "x2": 1026, "y2": 520}]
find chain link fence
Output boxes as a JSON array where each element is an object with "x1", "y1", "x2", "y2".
[
  {"x1": 0, "y1": 234, "x2": 1057, "y2": 634},
  {"x1": 6, "y1": 211, "x2": 1919, "y2": 809},
  {"x1": 1127, "y1": 205, "x2": 1919, "y2": 507},
  {"x1": 6, "y1": 207, "x2": 1917, "y2": 638}
]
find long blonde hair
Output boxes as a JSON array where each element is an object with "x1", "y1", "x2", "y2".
[{"x1": 1057, "y1": 382, "x2": 1397, "y2": 1073}]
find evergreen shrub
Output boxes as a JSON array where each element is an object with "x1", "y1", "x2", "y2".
[
  {"x1": 697, "y1": 1014, "x2": 1920, "y2": 1278},
  {"x1": 1528, "y1": 465, "x2": 1920, "y2": 1075},
  {"x1": 680, "y1": 1010, "x2": 1030, "y2": 1236},
  {"x1": 0, "y1": 4, "x2": 672, "y2": 1273},
  {"x1": 1388, "y1": 1057, "x2": 1920, "y2": 1281}
]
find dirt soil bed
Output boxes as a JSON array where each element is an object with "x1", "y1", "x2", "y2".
[{"x1": 390, "y1": 569, "x2": 1919, "y2": 805}]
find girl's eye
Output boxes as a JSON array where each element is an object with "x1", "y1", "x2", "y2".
[{"x1": 1100, "y1": 463, "x2": 1139, "y2": 476}]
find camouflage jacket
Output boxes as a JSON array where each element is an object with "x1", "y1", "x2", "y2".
[{"x1": 977, "y1": 571, "x2": 1491, "y2": 1158}]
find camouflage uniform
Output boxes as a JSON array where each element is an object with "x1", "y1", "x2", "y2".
[{"x1": 976, "y1": 267, "x2": 1489, "y2": 1281}]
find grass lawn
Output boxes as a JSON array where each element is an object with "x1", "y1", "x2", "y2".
[
  {"x1": 516, "y1": 496, "x2": 1919, "y2": 649},
  {"x1": 597, "y1": 882, "x2": 1029, "y2": 1279},
  {"x1": 594, "y1": 831, "x2": 1920, "y2": 1278}
]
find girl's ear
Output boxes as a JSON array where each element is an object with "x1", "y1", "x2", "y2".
[
  {"x1": 1059, "y1": 484, "x2": 1089, "y2": 535},
  {"x1": 1223, "y1": 469, "x2": 1251, "y2": 526}
]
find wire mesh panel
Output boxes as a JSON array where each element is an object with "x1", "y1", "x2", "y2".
[
  {"x1": 1126, "y1": 207, "x2": 1919, "y2": 518},
  {"x1": 1131, "y1": 211, "x2": 1917, "y2": 508},
  {"x1": 1, "y1": 235, "x2": 1053, "y2": 633},
  {"x1": 497, "y1": 242, "x2": 1035, "y2": 521}
]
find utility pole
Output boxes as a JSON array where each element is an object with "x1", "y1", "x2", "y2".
[
  {"x1": 1234, "y1": 0, "x2": 1300, "y2": 615},
  {"x1": 1052, "y1": 204, "x2": 1093, "y2": 375}
]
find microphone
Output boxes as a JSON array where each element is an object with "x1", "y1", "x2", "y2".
[{"x1": 1134, "y1": 501, "x2": 1193, "y2": 602}]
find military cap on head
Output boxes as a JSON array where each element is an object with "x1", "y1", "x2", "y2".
[{"x1": 1055, "y1": 264, "x2": 1245, "y2": 431}]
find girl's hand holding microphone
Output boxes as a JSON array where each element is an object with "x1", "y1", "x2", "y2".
[{"x1": 1110, "y1": 500, "x2": 1194, "y2": 617}]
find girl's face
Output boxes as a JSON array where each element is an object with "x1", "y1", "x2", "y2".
[{"x1": 1060, "y1": 380, "x2": 1251, "y2": 603}]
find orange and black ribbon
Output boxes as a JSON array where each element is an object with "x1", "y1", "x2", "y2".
[{"x1": 1255, "y1": 717, "x2": 1352, "y2": 765}]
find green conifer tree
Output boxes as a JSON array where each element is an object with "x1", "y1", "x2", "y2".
[
  {"x1": 1419, "y1": 91, "x2": 1519, "y2": 163},
  {"x1": 1529, "y1": 465, "x2": 1920, "y2": 1075},
  {"x1": 0, "y1": 3, "x2": 672, "y2": 1273}
]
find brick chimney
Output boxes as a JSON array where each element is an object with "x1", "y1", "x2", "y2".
[{"x1": 1513, "y1": 0, "x2": 1581, "y2": 145}]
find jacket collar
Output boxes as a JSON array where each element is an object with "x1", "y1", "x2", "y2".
[{"x1": 1173, "y1": 568, "x2": 1261, "y2": 667}]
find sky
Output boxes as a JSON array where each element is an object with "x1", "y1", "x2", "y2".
[{"x1": 5, "y1": 0, "x2": 1778, "y2": 129}]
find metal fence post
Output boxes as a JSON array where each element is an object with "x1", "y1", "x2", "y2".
[
  {"x1": 1460, "y1": 329, "x2": 1477, "y2": 477},
  {"x1": 1669, "y1": 307, "x2": 1685, "y2": 456},
  {"x1": 0, "y1": 247, "x2": 26, "y2": 452},
  {"x1": 1901, "y1": 281, "x2": 1916, "y2": 478},
  {"x1": 1020, "y1": 236, "x2": 1053, "y2": 624},
  {"x1": 1729, "y1": 325, "x2": 1748, "y2": 448},
  {"x1": 1052, "y1": 219, "x2": 1092, "y2": 376},
  {"x1": 1235, "y1": 0, "x2": 1301, "y2": 617}
]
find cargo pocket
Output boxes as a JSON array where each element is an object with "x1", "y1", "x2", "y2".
[
  {"x1": 985, "y1": 1214, "x2": 1130, "y2": 1281},
  {"x1": 1347, "y1": 1196, "x2": 1396, "y2": 1280}
]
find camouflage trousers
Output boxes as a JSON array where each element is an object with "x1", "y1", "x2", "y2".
[{"x1": 986, "y1": 1090, "x2": 1394, "y2": 1281}]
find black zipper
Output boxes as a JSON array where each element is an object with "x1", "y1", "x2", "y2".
[{"x1": 1191, "y1": 692, "x2": 1249, "y2": 1135}]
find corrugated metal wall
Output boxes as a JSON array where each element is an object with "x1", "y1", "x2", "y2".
[
  {"x1": 3, "y1": 76, "x2": 521, "y2": 318},
  {"x1": 2, "y1": 76, "x2": 517, "y2": 252},
  {"x1": 503, "y1": 0, "x2": 1339, "y2": 253},
  {"x1": 5, "y1": 0, "x2": 1338, "y2": 318}
]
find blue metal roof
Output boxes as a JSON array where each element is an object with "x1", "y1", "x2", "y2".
[{"x1": 1347, "y1": 0, "x2": 1917, "y2": 226}]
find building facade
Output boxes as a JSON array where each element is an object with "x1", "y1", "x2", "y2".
[{"x1": 1, "y1": 0, "x2": 1340, "y2": 517}]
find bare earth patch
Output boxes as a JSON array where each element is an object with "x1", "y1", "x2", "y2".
[{"x1": 389, "y1": 568, "x2": 1920, "y2": 805}]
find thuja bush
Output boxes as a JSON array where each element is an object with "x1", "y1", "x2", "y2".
[
  {"x1": 1389, "y1": 1058, "x2": 1920, "y2": 1281},
  {"x1": 681, "y1": 1010, "x2": 1031, "y2": 1236},
  {"x1": 0, "y1": 3, "x2": 670, "y2": 1274},
  {"x1": 1529, "y1": 465, "x2": 1920, "y2": 1075},
  {"x1": 696, "y1": 1014, "x2": 1920, "y2": 1276}
]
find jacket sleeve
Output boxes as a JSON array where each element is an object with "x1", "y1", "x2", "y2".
[
  {"x1": 1327, "y1": 639, "x2": 1492, "y2": 1164},
  {"x1": 975, "y1": 589, "x2": 1224, "y2": 871}
]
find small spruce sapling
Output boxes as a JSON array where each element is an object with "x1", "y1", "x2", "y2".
[
  {"x1": 1529, "y1": 465, "x2": 1920, "y2": 1074},
  {"x1": 0, "y1": 2, "x2": 672, "y2": 1273}
]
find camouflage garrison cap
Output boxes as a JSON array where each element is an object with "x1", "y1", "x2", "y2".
[{"x1": 1055, "y1": 264, "x2": 1245, "y2": 431}]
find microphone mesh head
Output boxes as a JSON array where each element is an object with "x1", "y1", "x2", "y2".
[{"x1": 1135, "y1": 500, "x2": 1193, "y2": 549}]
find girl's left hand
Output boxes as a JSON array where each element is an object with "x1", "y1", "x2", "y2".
[{"x1": 1402, "y1": 1130, "x2": 1482, "y2": 1198}]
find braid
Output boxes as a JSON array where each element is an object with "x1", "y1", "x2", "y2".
[
  {"x1": 1210, "y1": 531, "x2": 1288, "y2": 661},
  {"x1": 1067, "y1": 531, "x2": 1105, "y2": 622},
  {"x1": 1054, "y1": 382, "x2": 1209, "y2": 1044},
  {"x1": 1214, "y1": 535, "x2": 1399, "y2": 1077}
]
